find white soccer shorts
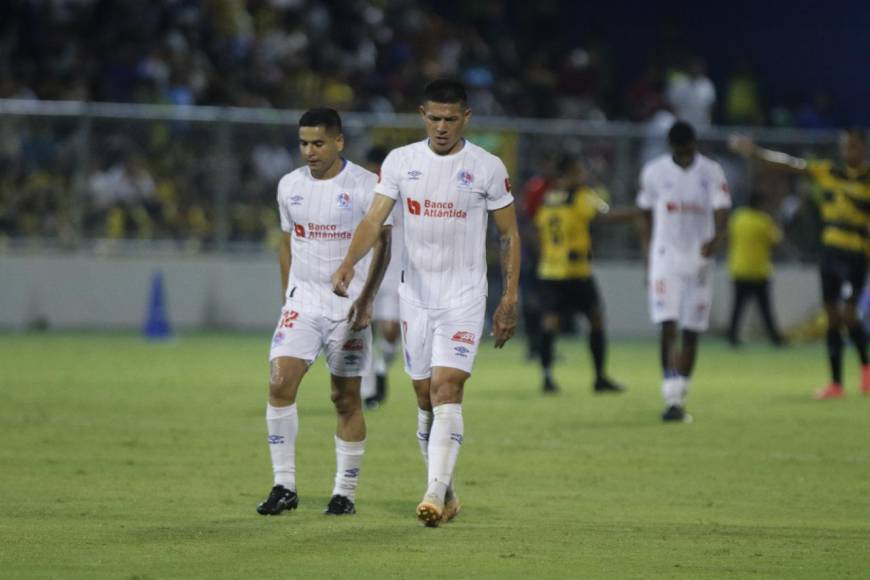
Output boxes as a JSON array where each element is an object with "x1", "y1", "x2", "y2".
[
  {"x1": 648, "y1": 264, "x2": 713, "y2": 332},
  {"x1": 269, "y1": 305, "x2": 371, "y2": 377},
  {"x1": 373, "y1": 286, "x2": 400, "y2": 322},
  {"x1": 399, "y1": 296, "x2": 486, "y2": 379}
]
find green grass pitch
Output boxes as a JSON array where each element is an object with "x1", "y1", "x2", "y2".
[{"x1": 1, "y1": 332, "x2": 869, "y2": 579}]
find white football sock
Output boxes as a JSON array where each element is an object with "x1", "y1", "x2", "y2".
[
  {"x1": 677, "y1": 375, "x2": 690, "y2": 404},
  {"x1": 266, "y1": 403, "x2": 298, "y2": 490},
  {"x1": 662, "y1": 377, "x2": 688, "y2": 406},
  {"x1": 417, "y1": 407, "x2": 433, "y2": 465},
  {"x1": 332, "y1": 436, "x2": 365, "y2": 501},
  {"x1": 378, "y1": 336, "x2": 398, "y2": 371},
  {"x1": 426, "y1": 404, "x2": 463, "y2": 502},
  {"x1": 662, "y1": 378, "x2": 681, "y2": 406},
  {"x1": 360, "y1": 367, "x2": 377, "y2": 399}
]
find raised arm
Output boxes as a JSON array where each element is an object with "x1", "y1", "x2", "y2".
[
  {"x1": 596, "y1": 205, "x2": 644, "y2": 223},
  {"x1": 278, "y1": 231, "x2": 291, "y2": 301},
  {"x1": 346, "y1": 225, "x2": 392, "y2": 331},
  {"x1": 491, "y1": 203, "x2": 521, "y2": 348},
  {"x1": 332, "y1": 193, "x2": 396, "y2": 297},
  {"x1": 728, "y1": 135, "x2": 809, "y2": 175}
]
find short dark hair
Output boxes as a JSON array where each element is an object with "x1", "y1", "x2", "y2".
[
  {"x1": 423, "y1": 79, "x2": 468, "y2": 107},
  {"x1": 299, "y1": 107, "x2": 342, "y2": 134},
  {"x1": 668, "y1": 121, "x2": 696, "y2": 147},
  {"x1": 845, "y1": 127, "x2": 868, "y2": 144}
]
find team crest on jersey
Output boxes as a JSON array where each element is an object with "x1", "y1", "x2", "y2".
[
  {"x1": 336, "y1": 192, "x2": 352, "y2": 210},
  {"x1": 456, "y1": 170, "x2": 474, "y2": 189},
  {"x1": 407, "y1": 170, "x2": 422, "y2": 180},
  {"x1": 290, "y1": 195, "x2": 304, "y2": 206}
]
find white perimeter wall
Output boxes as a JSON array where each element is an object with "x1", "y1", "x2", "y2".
[{"x1": 0, "y1": 253, "x2": 821, "y2": 337}]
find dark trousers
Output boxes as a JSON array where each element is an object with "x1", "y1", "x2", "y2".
[{"x1": 728, "y1": 278, "x2": 783, "y2": 344}]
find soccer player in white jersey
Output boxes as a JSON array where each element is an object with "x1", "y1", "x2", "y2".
[
  {"x1": 360, "y1": 146, "x2": 402, "y2": 409},
  {"x1": 637, "y1": 121, "x2": 731, "y2": 423},
  {"x1": 332, "y1": 79, "x2": 521, "y2": 526},
  {"x1": 257, "y1": 108, "x2": 391, "y2": 517}
]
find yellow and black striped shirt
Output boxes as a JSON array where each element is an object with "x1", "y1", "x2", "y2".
[
  {"x1": 807, "y1": 160, "x2": 870, "y2": 255},
  {"x1": 534, "y1": 187, "x2": 606, "y2": 279}
]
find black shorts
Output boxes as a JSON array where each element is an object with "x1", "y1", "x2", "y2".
[
  {"x1": 539, "y1": 277, "x2": 601, "y2": 316},
  {"x1": 820, "y1": 247, "x2": 868, "y2": 304}
]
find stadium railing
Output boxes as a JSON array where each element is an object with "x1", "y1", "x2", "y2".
[{"x1": 0, "y1": 99, "x2": 839, "y2": 260}]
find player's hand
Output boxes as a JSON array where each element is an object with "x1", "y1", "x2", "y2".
[
  {"x1": 491, "y1": 298, "x2": 518, "y2": 349},
  {"x1": 727, "y1": 135, "x2": 755, "y2": 158},
  {"x1": 700, "y1": 240, "x2": 716, "y2": 258},
  {"x1": 332, "y1": 263, "x2": 355, "y2": 297},
  {"x1": 347, "y1": 298, "x2": 373, "y2": 331}
]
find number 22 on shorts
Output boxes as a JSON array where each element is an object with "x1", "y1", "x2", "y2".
[{"x1": 280, "y1": 310, "x2": 299, "y2": 329}]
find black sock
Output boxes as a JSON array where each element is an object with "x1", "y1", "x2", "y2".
[
  {"x1": 589, "y1": 329, "x2": 605, "y2": 380},
  {"x1": 847, "y1": 324, "x2": 869, "y2": 365},
  {"x1": 827, "y1": 329, "x2": 844, "y2": 384},
  {"x1": 540, "y1": 331, "x2": 554, "y2": 379}
]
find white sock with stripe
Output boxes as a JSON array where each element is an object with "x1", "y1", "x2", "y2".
[
  {"x1": 425, "y1": 404, "x2": 463, "y2": 503},
  {"x1": 266, "y1": 403, "x2": 298, "y2": 490},
  {"x1": 332, "y1": 436, "x2": 365, "y2": 501}
]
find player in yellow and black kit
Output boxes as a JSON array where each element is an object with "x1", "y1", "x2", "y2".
[
  {"x1": 730, "y1": 129, "x2": 870, "y2": 398},
  {"x1": 533, "y1": 155, "x2": 634, "y2": 394}
]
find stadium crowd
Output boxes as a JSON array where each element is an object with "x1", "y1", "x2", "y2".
[{"x1": 0, "y1": 0, "x2": 848, "y2": 244}]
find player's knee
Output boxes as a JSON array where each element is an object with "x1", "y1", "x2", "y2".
[
  {"x1": 430, "y1": 379, "x2": 463, "y2": 405},
  {"x1": 843, "y1": 306, "x2": 859, "y2": 327},
  {"x1": 588, "y1": 310, "x2": 605, "y2": 330},
  {"x1": 381, "y1": 322, "x2": 401, "y2": 343},
  {"x1": 269, "y1": 368, "x2": 297, "y2": 403},
  {"x1": 542, "y1": 314, "x2": 560, "y2": 332},
  {"x1": 331, "y1": 387, "x2": 361, "y2": 416}
]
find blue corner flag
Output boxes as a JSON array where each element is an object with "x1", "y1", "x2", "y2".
[{"x1": 143, "y1": 270, "x2": 172, "y2": 340}]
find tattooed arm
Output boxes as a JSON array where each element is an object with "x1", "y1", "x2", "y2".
[{"x1": 491, "y1": 203, "x2": 521, "y2": 349}]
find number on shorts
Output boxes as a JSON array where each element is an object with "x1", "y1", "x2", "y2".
[{"x1": 280, "y1": 310, "x2": 299, "y2": 329}]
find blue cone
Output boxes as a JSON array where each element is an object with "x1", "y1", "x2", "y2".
[{"x1": 143, "y1": 270, "x2": 172, "y2": 340}]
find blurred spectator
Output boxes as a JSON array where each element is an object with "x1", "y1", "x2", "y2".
[
  {"x1": 666, "y1": 57, "x2": 716, "y2": 129},
  {"x1": 723, "y1": 58, "x2": 764, "y2": 126},
  {"x1": 727, "y1": 192, "x2": 785, "y2": 346}
]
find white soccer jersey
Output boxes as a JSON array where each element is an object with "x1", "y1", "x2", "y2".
[
  {"x1": 637, "y1": 153, "x2": 731, "y2": 274},
  {"x1": 277, "y1": 160, "x2": 379, "y2": 320},
  {"x1": 374, "y1": 139, "x2": 514, "y2": 309}
]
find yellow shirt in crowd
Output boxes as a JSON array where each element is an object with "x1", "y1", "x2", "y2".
[{"x1": 728, "y1": 207, "x2": 781, "y2": 280}]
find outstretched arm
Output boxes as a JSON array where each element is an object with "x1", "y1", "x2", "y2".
[
  {"x1": 596, "y1": 205, "x2": 644, "y2": 223},
  {"x1": 491, "y1": 203, "x2": 521, "y2": 349},
  {"x1": 347, "y1": 225, "x2": 392, "y2": 331},
  {"x1": 332, "y1": 194, "x2": 396, "y2": 296},
  {"x1": 728, "y1": 135, "x2": 809, "y2": 175}
]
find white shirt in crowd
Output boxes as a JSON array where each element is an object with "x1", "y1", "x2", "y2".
[
  {"x1": 374, "y1": 139, "x2": 514, "y2": 309},
  {"x1": 637, "y1": 153, "x2": 732, "y2": 274},
  {"x1": 666, "y1": 73, "x2": 716, "y2": 130},
  {"x1": 277, "y1": 160, "x2": 380, "y2": 320}
]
